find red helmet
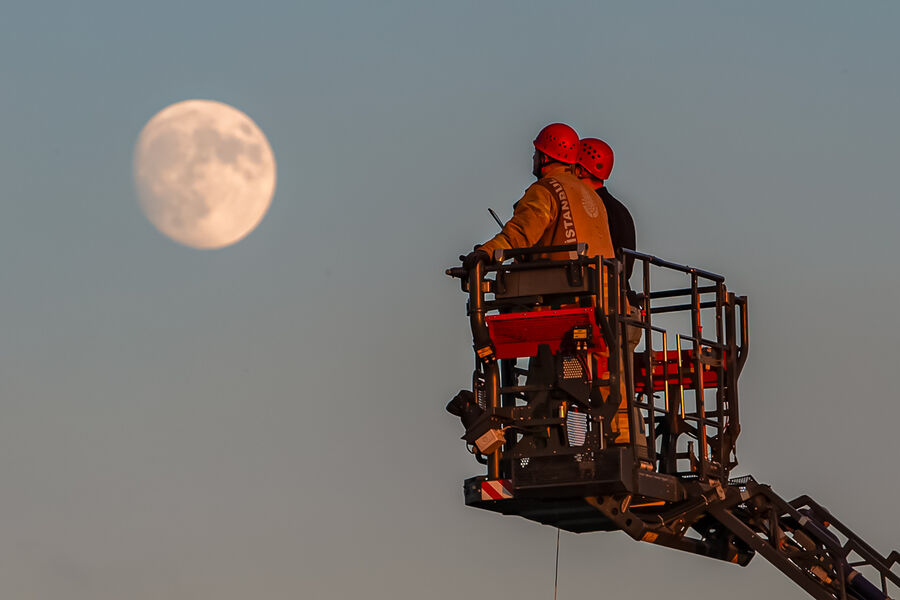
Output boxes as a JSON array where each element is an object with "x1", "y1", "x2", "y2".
[
  {"x1": 533, "y1": 123, "x2": 579, "y2": 164},
  {"x1": 577, "y1": 138, "x2": 614, "y2": 180}
]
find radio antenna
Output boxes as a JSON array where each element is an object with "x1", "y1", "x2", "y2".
[{"x1": 488, "y1": 208, "x2": 504, "y2": 229}]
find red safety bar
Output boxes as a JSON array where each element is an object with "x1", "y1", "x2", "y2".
[{"x1": 634, "y1": 349, "x2": 723, "y2": 393}]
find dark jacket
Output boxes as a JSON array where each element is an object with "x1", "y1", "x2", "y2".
[{"x1": 596, "y1": 187, "x2": 636, "y2": 279}]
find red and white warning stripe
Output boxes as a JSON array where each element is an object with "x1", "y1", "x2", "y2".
[{"x1": 481, "y1": 479, "x2": 514, "y2": 501}]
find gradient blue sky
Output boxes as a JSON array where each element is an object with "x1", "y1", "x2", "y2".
[{"x1": 1, "y1": 2, "x2": 898, "y2": 599}]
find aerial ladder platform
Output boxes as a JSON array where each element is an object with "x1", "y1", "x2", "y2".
[{"x1": 446, "y1": 245, "x2": 898, "y2": 600}]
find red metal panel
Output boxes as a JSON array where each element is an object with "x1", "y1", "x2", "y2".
[{"x1": 486, "y1": 307, "x2": 606, "y2": 359}]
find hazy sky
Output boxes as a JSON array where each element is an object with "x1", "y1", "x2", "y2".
[{"x1": 1, "y1": 2, "x2": 898, "y2": 599}]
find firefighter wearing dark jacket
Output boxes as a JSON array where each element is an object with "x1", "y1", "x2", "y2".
[
  {"x1": 461, "y1": 123, "x2": 633, "y2": 445},
  {"x1": 573, "y1": 138, "x2": 643, "y2": 352},
  {"x1": 573, "y1": 138, "x2": 636, "y2": 280}
]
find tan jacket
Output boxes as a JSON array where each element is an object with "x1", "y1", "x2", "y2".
[{"x1": 478, "y1": 164, "x2": 615, "y2": 262}]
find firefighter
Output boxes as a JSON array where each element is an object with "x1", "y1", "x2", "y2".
[
  {"x1": 573, "y1": 138, "x2": 636, "y2": 280},
  {"x1": 461, "y1": 123, "x2": 636, "y2": 446},
  {"x1": 574, "y1": 137, "x2": 642, "y2": 355}
]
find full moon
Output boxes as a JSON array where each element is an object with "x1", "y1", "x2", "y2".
[{"x1": 133, "y1": 99, "x2": 276, "y2": 249}]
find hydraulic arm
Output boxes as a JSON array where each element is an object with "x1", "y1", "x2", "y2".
[{"x1": 594, "y1": 474, "x2": 899, "y2": 600}]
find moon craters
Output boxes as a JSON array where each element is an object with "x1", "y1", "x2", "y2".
[{"x1": 133, "y1": 100, "x2": 276, "y2": 250}]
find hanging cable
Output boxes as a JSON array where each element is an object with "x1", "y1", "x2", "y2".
[{"x1": 553, "y1": 527, "x2": 560, "y2": 600}]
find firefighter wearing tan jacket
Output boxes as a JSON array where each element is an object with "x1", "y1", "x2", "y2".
[
  {"x1": 471, "y1": 126, "x2": 614, "y2": 263},
  {"x1": 462, "y1": 123, "x2": 633, "y2": 446},
  {"x1": 477, "y1": 162, "x2": 614, "y2": 262}
]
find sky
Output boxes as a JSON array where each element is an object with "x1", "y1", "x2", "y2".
[{"x1": 1, "y1": 1, "x2": 898, "y2": 599}]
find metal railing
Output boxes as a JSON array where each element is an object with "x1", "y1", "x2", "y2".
[
  {"x1": 447, "y1": 245, "x2": 748, "y2": 482},
  {"x1": 611, "y1": 248, "x2": 748, "y2": 480}
]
